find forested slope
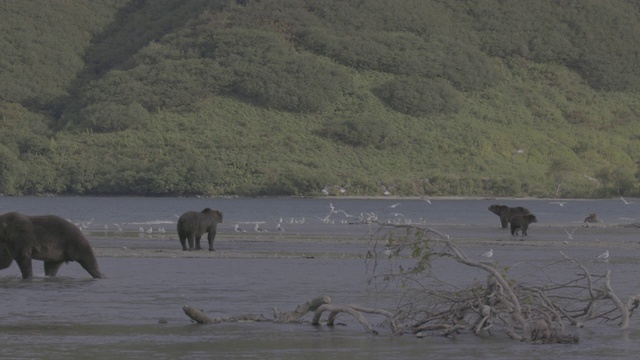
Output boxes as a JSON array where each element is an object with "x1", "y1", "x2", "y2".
[{"x1": 1, "y1": 0, "x2": 639, "y2": 197}]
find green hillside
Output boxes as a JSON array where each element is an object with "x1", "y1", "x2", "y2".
[{"x1": 1, "y1": 0, "x2": 639, "y2": 197}]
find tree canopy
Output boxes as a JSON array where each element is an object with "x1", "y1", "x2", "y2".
[{"x1": 0, "y1": 0, "x2": 639, "y2": 197}]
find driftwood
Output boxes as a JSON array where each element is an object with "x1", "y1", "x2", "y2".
[
  {"x1": 311, "y1": 304, "x2": 401, "y2": 335},
  {"x1": 184, "y1": 296, "x2": 331, "y2": 325},
  {"x1": 183, "y1": 296, "x2": 395, "y2": 335},
  {"x1": 273, "y1": 296, "x2": 331, "y2": 323},
  {"x1": 365, "y1": 222, "x2": 639, "y2": 343},
  {"x1": 312, "y1": 304, "x2": 376, "y2": 334},
  {"x1": 183, "y1": 305, "x2": 267, "y2": 324},
  {"x1": 182, "y1": 223, "x2": 640, "y2": 343}
]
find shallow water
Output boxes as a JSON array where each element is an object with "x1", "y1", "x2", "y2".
[{"x1": 0, "y1": 196, "x2": 639, "y2": 359}]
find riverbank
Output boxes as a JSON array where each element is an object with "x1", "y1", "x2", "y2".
[{"x1": 90, "y1": 222, "x2": 639, "y2": 259}]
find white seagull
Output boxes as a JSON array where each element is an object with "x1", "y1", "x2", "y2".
[
  {"x1": 583, "y1": 175, "x2": 601, "y2": 187},
  {"x1": 550, "y1": 201, "x2": 567, "y2": 207},
  {"x1": 234, "y1": 224, "x2": 246, "y2": 233},
  {"x1": 596, "y1": 250, "x2": 609, "y2": 260},
  {"x1": 480, "y1": 249, "x2": 493, "y2": 259},
  {"x1": 380, "y1": 183, "x2": 394, "y2": 196},
  {"x1": 386, "y1": 202, "x2": 401, "y2": 210},
  {"x1": 334, "y1": 185, "x2": 348, "y2": 194},
  {"x1": 321, "y1": 186, "x2": 330, "y2": 196},
  {"x1": 383, "y1": 247, "x2": 393, "y2": 257},
  {"x1": 511, "y1": 147, "x2": 525, "y2": 158},
  {"x1": 620, "y1": 196, "x2": 633, "y2": 205},
  {"x1": 563, "y1": 228, "x2": 578, "y2": 240}
]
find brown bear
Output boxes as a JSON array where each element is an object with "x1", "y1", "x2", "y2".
[
  {"x1": 584, "y1": 213, "x2": 597, "y2": 226},
  {"x1": 510, "y1": 214, "x2": 538, "y2": 236},
  {"x1": 488, "y1": 204, "x2": 531, "y2": 229},
  {"x1": 0, "y1": 212, "x2": 104, "y2": 279},
  {"x1": 177, "y1": 208, "x2": 224, "y2": 251}
]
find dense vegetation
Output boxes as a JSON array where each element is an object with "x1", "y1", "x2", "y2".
[{"x1": 1, "y1": 0, "x2": 639, "y2": 198}]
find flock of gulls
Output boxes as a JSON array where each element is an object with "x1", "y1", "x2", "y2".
[
  {"x1": 230, "y1": 196, "x2": 631, "y2": 263},
  {"x1": 230, "y1": 199, "x2": 437, "y2": 235},
  {"x1": 72, "y1": 187, "x2": 634, "y2": 263}
]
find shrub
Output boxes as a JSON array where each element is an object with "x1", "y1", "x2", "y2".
[
  {"x1": 79, "y1": 102, "x2": 150, "y2": 132},
  {"x1": 375, "y1": 77, "x2": 462, "y2": 116},
  {"x1": 321, "y1": 116, "x2": 396, "y2": 149},
  {"x1": 0, "y1": 145, "x2": 23, "y2": 195}
]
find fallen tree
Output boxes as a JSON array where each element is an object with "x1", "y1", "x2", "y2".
[
  {"x1": 183, "y1": 295, "x2": 397, "y2": 335},
  {"x1": 182, "y1": 223, "x2": 640, "y2": 344},
  {"x1": 365, "y1": 223, "x2": 640, "y2": 343}
]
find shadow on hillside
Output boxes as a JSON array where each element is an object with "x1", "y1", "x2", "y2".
[
  {"x1": 57, "y1": 0, "x2": 226, "y2": 129},
  {"x1": 85, "y1": 0, "x2": 218, "y2": 76}
]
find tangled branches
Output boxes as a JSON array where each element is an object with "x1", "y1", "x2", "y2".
[
  {"x1": 366, "y1": 223, "x2": 640, "y2": 343},
  {"x1": 183, "y1": 223, "x2": 639, "y2": 344}
]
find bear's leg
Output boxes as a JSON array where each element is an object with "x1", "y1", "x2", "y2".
[
  {"x1": 179, "y1": 236, "x2": 188, "y2": 251},
  {"x1": 77, "y1": 258, "x2": 104, "y2": 278},
  {"x1": 44, "y1": 261, "x2": 64, "y2": 276},
  {"x1": 207, "y1": 232, "x2": 216, "y2": 252},
  {"x1": 0, "y1": 248, "x2": 13, "y2": 270},
  {"x1": 15, "y1": 256, "x2": 33, "y2": 279}
]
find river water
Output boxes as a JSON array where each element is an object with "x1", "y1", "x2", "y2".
[{"x1": 0, "y1": 196, "x2": 638, "y2": 359}]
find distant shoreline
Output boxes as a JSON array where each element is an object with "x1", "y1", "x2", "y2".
[{"x1": 1, "y1": 194, "x2": 633, "y2": 201}]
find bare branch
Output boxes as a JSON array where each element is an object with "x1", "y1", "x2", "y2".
[
  {"x1": 602, "y1": 270, "x2": 630, "y2": 329},
  {"x1": 312, "y1": 304, "x2": 378, "y2": 335},
  {"x1": 273, "y1": 296, "x2": 332, "y2": 323}
]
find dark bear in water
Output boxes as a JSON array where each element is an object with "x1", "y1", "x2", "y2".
[
  {"x1": 510, "y1": 214, "x2": 538, "y2": 236},
  {"x1": 0, "y1": 212, "x2": 104, "y2": 279},
  {"x1": 488, "y1": 205, "x2": 531, "y2": 229}
]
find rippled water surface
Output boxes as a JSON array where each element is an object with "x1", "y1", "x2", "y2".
[{"x1": 0, "y1": 196, "x2": 639, "y2": 359}]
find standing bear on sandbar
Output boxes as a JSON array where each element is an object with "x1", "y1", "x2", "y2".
[
  {"x1": 177, "y1": 208, "x2": 223, "y2": 251},
  {"x1": 584, "y1": 213, "x2": 597, "y2": 226},
  {"x1": 510, "y1": 214, "x2": 538, "y2": 236},
  {"x1": 0, "y1": 212, "x2": 104, "y2": 279},
  {"x1": 488, "y1": 204, "x2": 531, "y2": 229}
]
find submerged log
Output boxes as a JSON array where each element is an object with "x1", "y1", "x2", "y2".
[
  {"x1": 183, "y1": 305, "x2": 267, "y2": 324},
  {"x1": 273, "y1": 296, "x2": 332, "y2": 323},
  {"x1": 312, "y1": 304, "x2": 380, "y2": 335},
  {"x1": 183, "y1": 305, "x2": 213, "y2": 324},
  {"x1": 183, "y1": 296, "x2": 332, "y2": 325},
  {"x1": 183, "y1": 296, "x2": 394, "y2": 336}
]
